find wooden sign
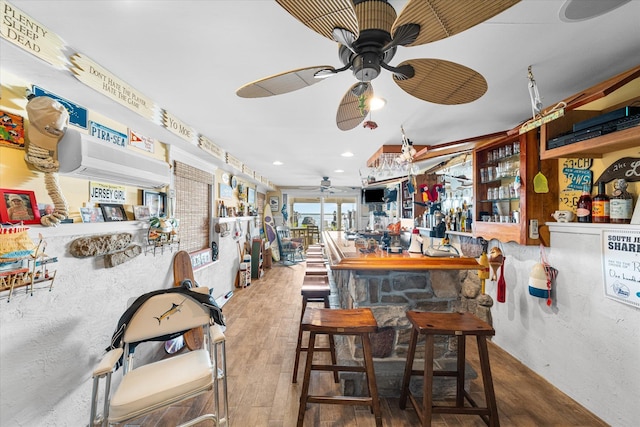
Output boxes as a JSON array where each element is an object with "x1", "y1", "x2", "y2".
[
  {"x1": 226, "y1": 153, "x2": 242, "y2": 171},
  {"x1": 70, "y1": 53, "x2": 158, "y2": 121},
  {"x1": 0, "y1": 1, "x2": 68, "y2": 68},
  {"x1": 162, "y1": 110, "x2": 196, "y2": 144},
  {"x1": 596, "y1": 157, "x2": 640, "y2": 184},
  {"x1": 198, "y1": 135, "x2": 225, "y2": 161}
]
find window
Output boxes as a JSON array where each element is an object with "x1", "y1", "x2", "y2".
[{"x1": 174, "y1": 161, "x2": 213, "y2": 252}]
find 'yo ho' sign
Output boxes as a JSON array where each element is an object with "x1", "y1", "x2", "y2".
[{"x1": 596, "y1": 157, "x2": 640, "y2": 183}]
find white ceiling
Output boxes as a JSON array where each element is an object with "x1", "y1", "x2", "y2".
[{"x1": 2, "y1": 0, "x2": 640, "y2": 193}]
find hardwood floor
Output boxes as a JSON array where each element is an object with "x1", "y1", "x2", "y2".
[{"x1": 126, "y1": 262, "x2": 608, "y2": 427}]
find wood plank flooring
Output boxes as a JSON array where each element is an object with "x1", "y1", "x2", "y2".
[{"x1": 125, "y1": 262, "x2": 608, "y2": 427}]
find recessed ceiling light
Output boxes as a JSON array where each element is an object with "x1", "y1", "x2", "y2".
[
  {"x1": 369, "y1": 97, "x2": 386, "y2": 111},
  {"x1": 341, "y1": 152, "x2": 354, "y2": 157},
  {"x1": 273, "y1": 160, "x2": 283, "y2": 166},
  {"x1": 334, "y1": 169, "x2": 344, "y2": 173}
]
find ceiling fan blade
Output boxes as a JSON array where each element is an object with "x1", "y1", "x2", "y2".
[
  {"x1": 393, "y1": 58, "x2": 487, "y2": 105},
  {"x1": 336, "y1": 82, "x2": 373, "y2": 131},
  {"x1": 392, "y1": 0, "x2": 521, "y2": 47},
  {"x1": 236, "y1": 66, "x2": 334, "y2": 98},
  {"x1": 276, "y1": 0, "x2": 358, "y2": 43}
]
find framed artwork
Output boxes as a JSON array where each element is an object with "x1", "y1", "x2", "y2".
[
  {"x1": 80, "y1": 207, "x2": 105, "y2": 223},
  {"x1": 100, "y1": 203, "x2": 127, "y2": 222},
  {"x1": 133, "y1": 205, "x2": 151, "y2": 220},
  {"x1": 142, "y1": 190, "x2": 167, "y2": 217},
  {"x1": 38, "y1": 203, "x2": 55, "y2": 217},
  {"x1": 219, "y1": 183, "x2": 233, "y2": 200},
  {"x1": 269, "y1": 196, "x2": 279, "y2": 212},
  {"x1": 0, "y1": 110, "x2": 25, "y2": 148},
  {"x1": 0, "y1": 188, "x2": 40, "y2": 224},
  {"x1": 248, "y1": 187, "x2": 256, "y2": 204},
  {"x1": 190, "y1": 248, "x2": 213, "y2": 271}
]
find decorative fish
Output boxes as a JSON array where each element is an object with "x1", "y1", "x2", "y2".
[{"x1": 154, "y1": 299, "x2": 186, "y2": 325}]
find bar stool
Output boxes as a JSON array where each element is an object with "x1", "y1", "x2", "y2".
[
  {"x1": 292, "y1": 275, "x2": 337, "y2": 384},
  {"x1": 296, "y1": 307, "x2": 382, "y2": 427},
  {"x1": 399, "y1": 311, "x2": 499, "y2": 427}
]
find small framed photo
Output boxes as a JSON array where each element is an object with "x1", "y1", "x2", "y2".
[
  {"x1": 80, "y1": 207, "x2": 105, "y2": 223},
  {"x1": 0, "y1": 188, "x2": 40, "y2": 224},
  {"x1": 142, "y1": 190, "x2": 167, "y2": 217},
  {"x1": 100, "y1": 203, "x2": 127, "y2": 222},
  {"x1": 248, "y1": 187, "x2": 256, "y2": 204},
  {"x1": 38, "y1": 203, "x2": 55, "y2": 217},
  {"x1": 269, "y1": 196, "x2": 279, "y2": 212},
  {"x1": 133, "y1": 205, "x2": 151, "y2": 220}
]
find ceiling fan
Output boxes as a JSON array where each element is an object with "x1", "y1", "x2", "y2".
[{"x1": 237, "y1": 0, "x2": 521, "y2": 130}]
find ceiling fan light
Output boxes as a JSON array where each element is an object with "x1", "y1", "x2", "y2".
[{"x1": 369, "y1": 97, "x2": 386, "y2": 110}]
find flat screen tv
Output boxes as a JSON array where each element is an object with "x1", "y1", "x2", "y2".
[{"x1": 362, "y1": 188, "x2": 385, "y2": 204}]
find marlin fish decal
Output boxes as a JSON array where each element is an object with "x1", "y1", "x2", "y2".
[{"x1": 154, "y1": 299, "x2": 186, "y2": 325}]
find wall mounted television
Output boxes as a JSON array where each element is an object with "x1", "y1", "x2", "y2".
[{"x1": 361, "y1": 188, "x2": 385, "y2": 204}]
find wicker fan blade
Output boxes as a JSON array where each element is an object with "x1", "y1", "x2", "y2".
[
  {"x1": 393, "y1": 58, "x2": 487, "y2": 105},
  {"x1": 336, "y1": 82, "x2": 373, "y2": 131},
  {"x1": 236, "y1": 66, "x2": 334, "y2": 98},
  {"x1": 392, "y1": 0, "x2": 521, "y2": 47},
  {"x1": 276, "y1": 0, "x2": 358, "y2": 43}
]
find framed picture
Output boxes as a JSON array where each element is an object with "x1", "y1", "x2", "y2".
[
  {"x1": 0, "y1": 188, "x2": 40, "y2": 224},
  {"x1": 133, "y1": 205, "x2": 151, "y2": 220},
  {"x1": 269, "y1": 196, "x2": 279, "y2": 212},
  {"x1": 0, "y1": 110, "x2": 25, "y2": 148},
  {"x1": 38, "y1": 203, "x2": 55, "y2": 217},
  {"x1": 80, "y1": 207, "x2": 105, "y2": 223},
  {"x1": 248, "y1": 187, "x2": 256, "y2": 204},
  {"x1": 142, "y1": 190, "x2": 166, "y2": 217},
  {"x1": 100, "y1": 203, "x2": 127, "y2": 222},
  {"x1": 190, "y1": 248, "x2": 213, "y2": 271}
]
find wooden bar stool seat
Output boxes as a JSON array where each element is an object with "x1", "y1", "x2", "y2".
[
  {"x1": 296, "y1": 308, "x2": 382, "y2": 427},
  {"x1": 304, "y1": 265, "x2": 328, "y2": 276},
  {"x1": 292, "y1": 275, "x2": 336, "y2": 384},
  {"x1": 399, "y1": 311, "x2": 499, "y2": 427}
]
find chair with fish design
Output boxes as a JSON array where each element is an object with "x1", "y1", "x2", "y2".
[{"x1": 89, "y1": 287, "x2": 229, "y2": 426}]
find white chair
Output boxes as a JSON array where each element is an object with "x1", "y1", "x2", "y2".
[{"x1": 89, "y1": 288, "x2": 229, "y2": 426}]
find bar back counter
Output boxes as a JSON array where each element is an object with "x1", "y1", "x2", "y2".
[{"x1": 322, "y1": 231, "x2": 489, "y2": 398}]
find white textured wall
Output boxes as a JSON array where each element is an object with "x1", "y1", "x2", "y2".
[
  {"x1": 487, "y1": 223, "x2": 640, "y2": 427},
  {"x1": 0, "y1": 221, "x2": 239, "y2": 426}
]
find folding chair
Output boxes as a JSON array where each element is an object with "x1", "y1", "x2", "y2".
[{"x1": 89, "y1": 287, "x2": 229, "y2": 426}]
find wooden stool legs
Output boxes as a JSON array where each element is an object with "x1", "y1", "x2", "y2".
[
  {"x1": 296, "y1": 308, "x2": 382, "y2": 427},
  {"x1": 292, "y1": 294, "x2": 338, "y2": 384},
  {"x1": 400, "y1": 311, "x2": 499, "y2": 427}
]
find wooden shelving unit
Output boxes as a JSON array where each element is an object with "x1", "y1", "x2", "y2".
[
  {"x1": 472, "y1": 130, "x2": 557, "y2": 246},
  {"x1": 539, "y1": 65, "x2": 640, "y2": 160}
]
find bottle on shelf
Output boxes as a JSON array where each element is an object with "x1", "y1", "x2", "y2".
[
  {"x1": 576, "y1": 185, "x2": 592, "y2": 223},
  {"x1": 591, "y1": 181, "x2": 610, "y2": 223},
  {"x1": 610, "y1": 178, "x2": 633, "y2": 224}
]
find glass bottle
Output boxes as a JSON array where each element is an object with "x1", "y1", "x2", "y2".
[
  {"x1": 591, "y1": 181, "x2": 610, "y2": 223},
  {"x1": 610, "y1": 178, "x2": 633, "y2": 224},
  {"x1": 576, "y1": 185, "x2": 592, "y2": 223}
]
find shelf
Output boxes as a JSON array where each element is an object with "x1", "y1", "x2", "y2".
[
  {"x1": 539, "y1": 65, "x2": 640, "y2": 160},
  {"x1": 540, "y1": 126, "x2": 639, "y2": 159}
]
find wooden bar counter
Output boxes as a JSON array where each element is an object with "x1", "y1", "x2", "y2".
[
  {"x1": 323, "y1": 231, "x2": 481, "y2": 271},
  {"x1": 320, "y1": 231, "x2": 487, "y2": 398}
]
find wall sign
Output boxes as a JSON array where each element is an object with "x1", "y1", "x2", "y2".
[
  {"x1": 89, "y1": 121, "x2": 127, "y2": 147},
  {"x1": 559, "y1": 158, "x2": 592, "y2": 212},
  {"x1": 69, "y1": 53, "x2": 158, "y2": 121},
  {"x1": 89, "y1": 182, "x2": 126, "y2": 204},
  {"x1": 602, "y1": 229, "x2": 640, "y2": 308},
  {"x1": 596, "y1": 157, "x2": 640, "y2": 184},
  {"x1": 129, "y1": 129, "x2": 155, "y2": 153},
  {"x1": 32, "y1": 85, "x2": 88, "y2": 129}
]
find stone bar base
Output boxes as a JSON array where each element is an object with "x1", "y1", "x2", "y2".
[{"x1": 330, "y1": 268, "x2": 492, "y2": 397}]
